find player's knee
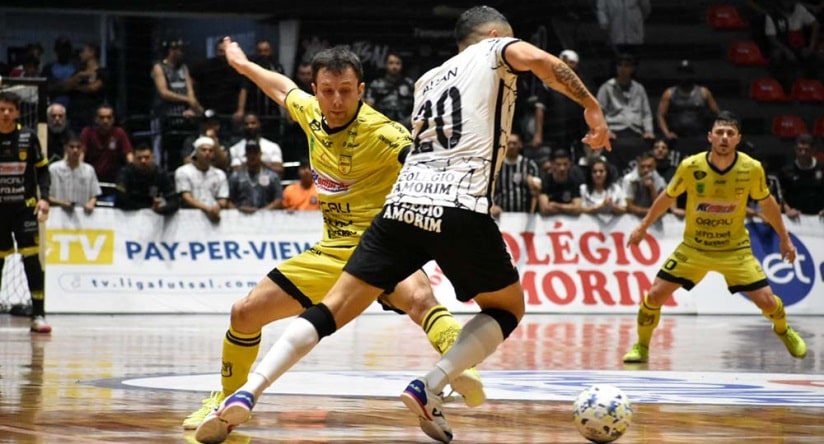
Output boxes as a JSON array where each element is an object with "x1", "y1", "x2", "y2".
[
  {"x1": 480, "y1": 308, "x2": 520, "y2": 340},
  {"x1": 299, "y1": 303, "x2": 337, "y2": 339},
  {"x1": 230, "y1": 294, "x2": 261, "y2": 331}
]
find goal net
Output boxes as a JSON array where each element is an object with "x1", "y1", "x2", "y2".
[{"x1": 0, "y1": 76, "x2": 47, "y2": 314}]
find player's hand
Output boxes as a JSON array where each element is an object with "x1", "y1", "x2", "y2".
[
  {"x1": 224, "y1": 37, "x2": 250, "y2": 74},
  {"x1": 626, "y1": 225, "x2": 646, "y2": 247},
  {"x1": 780, "y1": 237, "x2": 796, "y2": 263},
  {"x1": 582, "y1": 107, "x2": 611, "y2": 152},
  {"x1": 35, "y1": 199, "x2": 50, "y2": 222}
]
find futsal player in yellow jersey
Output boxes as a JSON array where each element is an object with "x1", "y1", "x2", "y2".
[
  {"x1": 623, "y1": 111, "x2": 807, "y2": 363},
  {"x1": 183, "y1": 41, "x2": 484, "y2": 434}
]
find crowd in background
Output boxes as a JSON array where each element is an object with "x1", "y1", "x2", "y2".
[{"x1": 1, "y1": 0, "x2": 823, "y2": 223}]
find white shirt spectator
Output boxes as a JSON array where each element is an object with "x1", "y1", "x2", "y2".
[
  {"x1": 174, "y1": 163, "x2": 229, "y2": 207},
  {"x1": 228, "y1": 137, "x2": 283, "y2": 168},
  {"x1": 580, "y1": 182, "x2": 626, "y2": 212},
  {"x1": 49, "y1": 159, "x2": 101, "y2": 205}
]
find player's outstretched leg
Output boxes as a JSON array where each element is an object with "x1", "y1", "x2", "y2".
[
  {"x1": 421, "y1": 304, "x2": 486, "y2": 407},
  {"x1": 623, "y1": 295, "x2": 660, "y2": 363}
]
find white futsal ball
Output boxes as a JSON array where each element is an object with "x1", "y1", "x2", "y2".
[{"x1": 572, "y1": 384, "x2": 633, "y2": 443}]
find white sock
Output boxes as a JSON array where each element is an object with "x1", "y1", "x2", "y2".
[
  {"x1": 425, "y1": 313, "x2": 504, "y2": 393},
  {"x1": 238, "y1": 317, "x2": 320, "y2": 400}
]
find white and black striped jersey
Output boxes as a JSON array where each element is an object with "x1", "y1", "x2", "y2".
[
  {"x1": 385, "y1": 37, "x2": 521, "y2": 214},
  {"x1": 495, "y1": 155, "x2": 540, "y2": 212}
]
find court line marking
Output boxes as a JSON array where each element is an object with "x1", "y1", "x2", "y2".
[{"x1": 96, "y1": 370, "x2": 824, "y2": 407}]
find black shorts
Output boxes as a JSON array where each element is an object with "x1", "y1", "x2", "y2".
[
  {"x1": 343, "y1": 203, "x2": 520, "y2": 302},
  {"x1": 0, "y1": 204, "x2": 39, "y2": 253}
]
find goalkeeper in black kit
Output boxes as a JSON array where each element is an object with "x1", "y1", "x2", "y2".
[{"x1": 0, "y1": 92, "x2": 52, "y2": 333}]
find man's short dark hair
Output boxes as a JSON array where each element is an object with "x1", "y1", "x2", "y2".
[
  {"x1": 714, "y1": 110, "x2": 742, "y2": 132},
  {"x1": 311, "y1": 46, "x2": 364, "y2": 84},
  {"x1": 551, "y1": 148, "x2": 571, "y2": 161},
  {"x1": 245, "y1": 139, "x2": 261, "y2": 153},
  {"x1": 454, "y1": 6, "x2": 510, "y2": 46},
  {"x1": 134, "y1": 144, "x2": 153, "y2": 153},
  {"x1": 615, "y1": 53, "x2": 636, "y2": 67},
  {"x1": 796, "y1": 133, "x2": 813, "y2": 145},
  {"x1": 0, "y1": 91, "x2": 21, "y2": 109}
]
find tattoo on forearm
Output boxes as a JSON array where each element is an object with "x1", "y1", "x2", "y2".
[{"x1": 552, "y1": 63, "x2": 589, "y2": 102}]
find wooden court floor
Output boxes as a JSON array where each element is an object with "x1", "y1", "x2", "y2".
[{"x1": 1, "y1": 312, "x2": 822, "y2": 443}]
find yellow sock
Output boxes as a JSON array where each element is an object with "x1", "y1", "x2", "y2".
[
  {"x1": 422, "y1": 305, "x2": 461, "y2": 355},
  {"x1": 221, "y1": 326, "x2": 261, "y2": 395},
  {"x1": 763, "y1": 295, "x2": 788, "y2": 334},
  {"x1": 637, "y1": 295, "x2": 661, "y2": 347}
]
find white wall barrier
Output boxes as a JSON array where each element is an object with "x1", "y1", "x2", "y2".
[{"x1": 45, "y1": 209, "x2": 824, "y2": 314}]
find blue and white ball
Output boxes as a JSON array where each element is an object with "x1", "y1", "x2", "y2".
[{"x1": 572, "y1": 384, "x2": 633, "y2": 443}]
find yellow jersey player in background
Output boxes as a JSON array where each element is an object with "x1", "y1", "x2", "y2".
[
  {"x1": 623, "y1": 110, "x2": 807, "y2": 363},
  {"x1": 183, "y1": 41, "x2": 484, "y2": 435}
]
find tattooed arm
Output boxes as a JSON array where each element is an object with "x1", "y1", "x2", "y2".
[{"x1": 504, "y1": 41, "x2": 610, "y2": 150}]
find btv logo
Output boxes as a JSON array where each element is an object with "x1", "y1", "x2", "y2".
[
  {"x1": 46, "y1": 229, "x2": 115, "y2": 265},
  {"x1": 747, "y1": 223, "x2": 815, "y2": 304}
]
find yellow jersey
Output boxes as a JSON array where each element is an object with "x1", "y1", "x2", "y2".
[
  {"x1": 285, "y1": 89, "x2": 412, "y2": 247},
  {"x1": 666, "y1": 151, "x2": 770, "y2": 251}
]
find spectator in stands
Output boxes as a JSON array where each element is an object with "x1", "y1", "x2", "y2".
[
  {"x1": 763, "y1": 0, "x2": 823, "y2": 89},
  {"x1": 80, "y1": 104, "x2": 133, "y2": 189},
  {"x1": 596, "y1": 0, "x2": 651, "y2": 56},
  {"x1": 512, "y1": 70, "x2": 541, "y2": 147},
  {"x1": 115, "y1": 144, "x2": 178, "y2": 215},
  {"x1": 781, "y1": 133, "x2": 824, "y2": 217},
  {"x1": 191, "y1": 38, "x2": 246, "y2": 128},
  {"x1": 597, "y1": 53, "x2": 655, "y2": 175},
  {"x1": 244, "y1": 39, "x2": 284, "y2": 126},
  {"x1": 622, "y1": 151, "x2": 667, "y2": 217},
  {"x1": 46, "y1": 103, "x2": 71, "y2": 162},
  {"x1": 537, "y1": 148, "x2": 583, "y2": 216},
  {"x1": 228, "y1": 139, "x2": 283, "y2": 213},
  {"x1": 9, "y1": 43, "x2": 43, "y2": 78},
  {"x1": 282, "y1": 158, "x2": 319, "y2": 211},
  {"x1": 42, "y1": 36, "x2": 77, "y2": 109},
  {"x1": 527, "y1": 145, "x2": 554, "y2": 177},
  {"x1": 534, "y1": 50, "x2": 591, "y2": 156},
  {"x1": 228, "y1": 113, "x2": 283, "y2": 176},
  {"x1": 10, "y1": 54, "x2": 41, "y2": 79},
  {"x1": 180, "y1": 109, "x2": 231, "y2": 171},
  {"x1": 651, "y1": 138, "x2": 678, "y2": 182},
  {"x1": 67, "y1": 42, "x2": 108, "y2": 133},
  {"x1": 175, "y1": 136, "x2": 229, "y2": 222},
  {"x1": 48, "y1": 135, "x2": 101, "y2": 214},
  {"x1": 651, "y1": 138, "x2": 686, "y2": 217},
  {"x1": 656, "y1": 60, "x2": 719, "y2": 156},
  {"x1": 364, "y1": 51, "x2": 416, "y2": 129},
  {"x1": 491, "y1": 133, "x2": 542, "y2": 217},
  {"x1": 278, "y1": 61, "x2": 313, "y2": 168},
  {"x1": 151, "y1": 39, "x2": 202, "y2": 168},
  {"x1": 580, "y1": 158, "x2": 626, "y2": 215}
]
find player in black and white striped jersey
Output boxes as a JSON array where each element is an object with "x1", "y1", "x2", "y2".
[
  {"x1": 491, "y1": 132, "x2": 542, "y2": 216},
  {"x1": 199, "y1": 6, "x2": 611, "y2": 444}
]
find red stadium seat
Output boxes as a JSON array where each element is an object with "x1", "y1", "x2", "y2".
[
  {"x1": 750, "y1": 78, "x2": 790, "y2": 102},
  {"x1": 771, "y1": 115, "x2": 809, "y2": 139},
  {"x1": 813, "y1": 116, "x2": 824, "y2": 138},
  {"x1": 790, "y1": 78, "x2": 824, "y2": 102},
  {"x1": 707, "y1": 5, "x2": 747, "y2": 30},
  {"x1": 728, "y1": 41, "x2": 768, "y2": 66}
]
